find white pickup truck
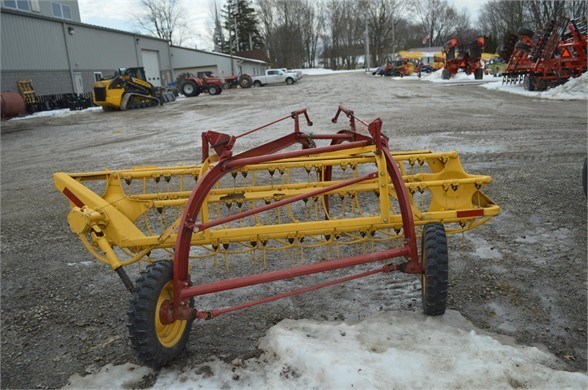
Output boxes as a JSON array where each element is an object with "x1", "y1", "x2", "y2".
[{"x1": 251, "y1": 69, "x2": 298, "y2": 87}]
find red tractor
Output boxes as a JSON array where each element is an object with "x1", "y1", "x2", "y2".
[
  {"x1": 502, "y1": 17, "x2": 587, "y2": 91},
  {"x1": 441, "y1": 34, "x2": 485, "y2": 80},
  {"x1": 176, "y1": 73, "x2": 224, "y2": 97}
]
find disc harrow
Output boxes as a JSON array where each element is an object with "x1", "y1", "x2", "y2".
[
  {"x1": 502, "y1": 17, "x2": 587, "y2": 90},
  {"x1": 54, "y1": 106, "x2": 499, "y2": 367}
]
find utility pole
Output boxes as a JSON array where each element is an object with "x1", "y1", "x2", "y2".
[
  {"x1": 229, "y1": 0, "x2": 235, "y2": 75},
  {"x1": 364, "y1": 13, "x2": 370, "y2": 72},
  {"x1": 392, "y1": 18, "x2": 396, "y2": 58},
  {"x1": 235, "y1": 0, "x2": 239, "y2": 53},
  {"x1": 229, "y1": 35, "x2": 234, "y2": 74}
]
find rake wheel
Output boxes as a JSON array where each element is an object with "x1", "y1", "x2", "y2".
[
  {"x1": 421, "y1": 223, "x2": 448, "y2": 316},
  {"x1": 128, "y1": 261, "x2": 194, "y2": 368}
]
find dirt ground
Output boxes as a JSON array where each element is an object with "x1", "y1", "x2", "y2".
[{"x1": 1, "y1": 72, "x2": 586, "y2": 388}]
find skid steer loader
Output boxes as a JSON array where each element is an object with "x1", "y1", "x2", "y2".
[{"x1": 93, "y1": 67, "x2": 162, "y2": 111}]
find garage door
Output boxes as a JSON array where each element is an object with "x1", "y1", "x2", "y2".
[{"x1": 141, "y1": 50, "x2": 161, "y2": 86}]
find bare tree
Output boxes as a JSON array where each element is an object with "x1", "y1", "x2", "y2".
[
  {"x1": 479, "y1": 1, "x2": 526, "y2": 38},
  {"x1": 135, "y1": 0, "x2": 187, "y2": 45},
  {"x1": 366, "y1": 0, "x2": 407, "y2": 65},
  {"x1": 300, "y1": 0, "x2": 323, "y2": 67},
  {"x1": 564, "y1": 0, "x2": 587, "y2": 19},
  {"x1": 525, "y1": 0, "x2": 566, "y2": 31},
  {"x1": 321, "y1": 0, "x2": 366, "y2": 69},
  {"x1": 478, "y1": 0, "x2": 526, "y2": 53},
  {"x1": 412, "y1": 0, "x2": 457, "y2": 46},
  {"x1": 255, "y1": 0, "x2": 318, "y2": 68}
]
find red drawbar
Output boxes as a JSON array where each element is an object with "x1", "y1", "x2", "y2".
[
  {"x1": 63, "y1": 187, "x2": 85, "y2": 208},
  {"x1": 456, "y1": 209, "x2": 484, "y2": 218}
]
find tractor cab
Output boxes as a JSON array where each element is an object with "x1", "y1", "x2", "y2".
[{"x1": 116, "y1": 67, "x2": 148, "y2": 83}]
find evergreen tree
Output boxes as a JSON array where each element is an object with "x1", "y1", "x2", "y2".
[
  {"x1": 213, "y1": 2, "x2": 226, "y2": 52},
  {"x1": 222, "y1": 0, "x2": 264, "y2": 53}
]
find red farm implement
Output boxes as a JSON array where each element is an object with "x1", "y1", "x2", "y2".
[
  {"x1": 441, "y1": 34, "x2": 485, "y2": 80},
  {"x1": 54, "y1": 107, "x2": 499, "y2": 367},
  {"x1": 502, "y1": 17, "x2": 587, "y2": 91}
]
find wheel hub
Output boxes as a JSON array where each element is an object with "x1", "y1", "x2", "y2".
[{"x1": 159, "y1": 299, "x2": 174, "y2": 325}]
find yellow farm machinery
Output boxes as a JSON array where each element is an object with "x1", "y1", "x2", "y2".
[
  {"x1": 93, "y1": 67, "x2": 176, "y2": 111},
  {"x1": 54, "y1": 107, "x2": 499, "y2": 367}
]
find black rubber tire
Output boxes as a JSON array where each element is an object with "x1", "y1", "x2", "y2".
[
  {"x1": 128, "y1": 261, "x2": 194, "y2": 368},
  {"x1": 221, "y1": 82, "x2": 229, "y2": 90},
  {"x1": 208, "y1": 85, "x2": 219, "y2": 95},
  {"x1": 253, "y1": 80, "x2": 262, "y2": 87},
  {"x1": 286, "y1": 77, "x2": 294, "y2": 85},
  {"x1": 421, "y1": 223, "x2": 448, "y2": 316},
  {"x1": 517, "y1": 27, "x2": 535, "y2": 38},
  {"x1": 181, "y1": 81, "x2": 199, "y2": 97},
  {"x1": 469, "y1": 46, "x2": 482, "y2": 59},
  {"x1": 534, "y1": 78, "x2": 547, "y2": 91},
  {"x1": 515, "y1": 41, "x2": 532, "y2": 52},
  {"x1": 474, "y1": 67, "x2": 484, "y2": 80},
  {"x1": 446, "y1": 47, "x2": 455, "y2": 60},
  {"x1": 239, "y1": 75, "x2": 252, "y2": 88},
  {"x1": 441, "y1": 69, "x2": 451, "y2": 80},
  {"x1": 583, "y1": 158, "x2": 587, "y2": 197},
  {"x1": 523, "y1": 74, "x2": 535, "y2": 91}
]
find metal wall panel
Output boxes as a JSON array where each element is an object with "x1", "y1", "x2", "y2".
[
  {"x1": 1, "y1": 12, "x2": 68, "y2": 70},
  {"x1": 67, "y1": 26, "x2": 138, "y2": 69},
  {"x1": 0, "y1": 10, "x2": 264, "y2": 94},
  {"x1": 171, "y1": 47, "x2": 268, "y2": 78},
  {"x1": 171, "y1": 47, "x2": 232, "y2": 77}
]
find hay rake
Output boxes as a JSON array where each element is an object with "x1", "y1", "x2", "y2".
[{"x1": 54, "y1": 106, "x2": 499, "y2": 367}]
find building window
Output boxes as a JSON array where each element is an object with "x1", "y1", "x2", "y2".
[
  {"x1": 3, "y1": 0, "x2": 31, "y2": 11},
  {"x1": 94, "y1": 72, "x2": 103, "y2": 82},
  {"x1": 52, "y1": 2, "x2": 71, "y2": 20}
]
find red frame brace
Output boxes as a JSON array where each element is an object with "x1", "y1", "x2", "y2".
[{"x1": 170, "y1": 107, "x2": 420, "y2": 322}]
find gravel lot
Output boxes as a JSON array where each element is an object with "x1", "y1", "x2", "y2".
[{"x1": 1, "y1": 72, "x2": 586, "y2": 388}]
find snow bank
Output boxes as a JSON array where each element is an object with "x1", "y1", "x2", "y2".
[
  {"x1": 299, "y1": 68, "x2": 365, "y2": 76},
  {"x1": 66, "y1": 310, "x2": 588, "y2": 389},
  {"x1": 422, "y1": 69, "x2": 491, "y2": 83},
  {"x1": 481, "y1": 72, "x2": 588, "y2": 100},
  {"x1": 64, "y1": 363, "x2": 151, "y2": 389},
  {"x1": 8, "y1": 106, "x2": 102, "y2": 121}
]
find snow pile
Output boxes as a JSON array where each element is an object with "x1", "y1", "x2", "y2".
[
  {"x1": 537, "y1": 72, "x2": 588, "y2": 100},
  {"x1": 481, "y1": 72, "x2": 588, "y2": 100},
  {"x1": 64, "y1": 363, "x2": 151, "y2": 389},
  {"x1": 299, "y1": 68, "x2": 365, "y2": 76},
  {"x1": 422, "y1": 68, "x2": 445, "y2": 80},
  {"x1": 7, "y1": 106, "x2": 102, "y2": 121},
  {"x1": 66, "y1": 310, "x2": 588, "y2": 389},
  {"x1": 422, "y1": 69, "x2": 489, "y2": 83}
]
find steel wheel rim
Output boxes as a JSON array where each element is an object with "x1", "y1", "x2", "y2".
[
  {"x1": 156, "y1": 281, "x2": 187, "y2": 347},
  {"x1": 184, "y1": 84, "x2": 194, "y2": 94}
]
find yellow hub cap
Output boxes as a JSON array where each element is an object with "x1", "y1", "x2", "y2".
[{"x1": 155, "y1": 281, "x2": 187, "y2": 348}]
